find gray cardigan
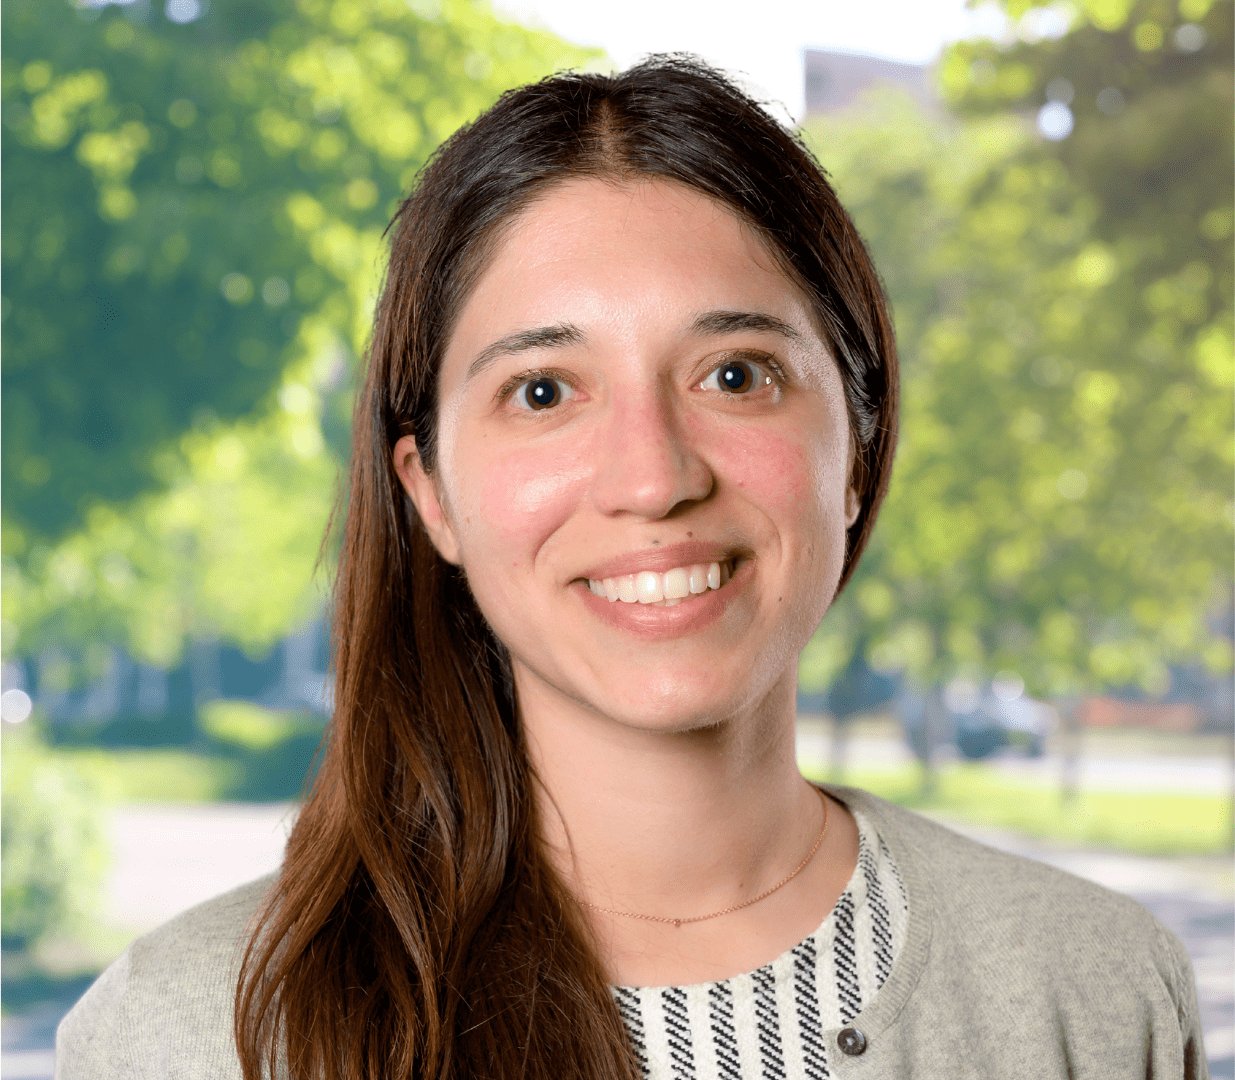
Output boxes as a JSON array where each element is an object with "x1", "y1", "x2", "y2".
[{"x1": 55, "y1": 787, "x2": 1209, "y2": 1078}]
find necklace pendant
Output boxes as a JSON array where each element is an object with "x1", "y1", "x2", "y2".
[{"x1": 673, "y1": 919, "x2": 681, "y2": 928}]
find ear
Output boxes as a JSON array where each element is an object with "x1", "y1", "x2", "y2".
[
  {"x1": 845, "y1": 484, "x2": 861, "y2": 529},
  {"x1": 844, "y1": 439, "x2": 862, "y2": 529},
  {"x1": 392, "y1": 434, "x2": 462, "y2": 565}
]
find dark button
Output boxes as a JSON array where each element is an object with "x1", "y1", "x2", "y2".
[{"x1": 837, "y1": 1027, "x2": 867, "y2": 1056}]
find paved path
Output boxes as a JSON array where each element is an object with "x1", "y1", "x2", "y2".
[
  {"x1": 3, "y1": 802, "x2": 1232, "y2": 1079},
  {"x1": 104, "y1": 802, "x2": 296, "y2": 932}
]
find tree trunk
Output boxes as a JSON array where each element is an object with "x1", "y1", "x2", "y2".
[
  {"x1": 920, "y1": 689, "x2": 943, "y2": 798},
  {"x1": 1058, "y1": 696, "x2": 1082, "y2": 807},
  {"x1": 829, "y1": 713, "x2": 851, "y2": 783}
]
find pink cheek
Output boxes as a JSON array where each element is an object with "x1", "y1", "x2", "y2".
[
  {"x1": 472, "y1": 442, "x2": 590, "y2": 547},
  {"x1": 712, "y1": 428, "x2": 816, "y2": 507}
]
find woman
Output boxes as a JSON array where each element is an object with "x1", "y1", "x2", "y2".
[{"x1": 59, "y1": 57, "x2": 1205, "y2": 1080}]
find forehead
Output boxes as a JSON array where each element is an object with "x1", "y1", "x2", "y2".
[
  {"x1": 500, "y1": 177, "x2": 766, "y2": 260},
  {"x1": 448, "y1": 177, "x2": 818, "y2": 348}
]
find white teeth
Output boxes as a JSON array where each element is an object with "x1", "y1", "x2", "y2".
[
  {"x1": 688, "y1": 565, "x2": 709, "y2": 594},
  {"x1": 587, "y1": 561, "x2": 731, "y2": 606},
  {"x1": 663, "y1": 567, "x2": 690, "y2": 599},
  {"x1": 636, "y1": 571, "x2": 664, "y2": 604}
]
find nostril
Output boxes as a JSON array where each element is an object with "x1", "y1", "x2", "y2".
[{"x1": 591, "y1": 411, "x2": 713, "y2": 519}]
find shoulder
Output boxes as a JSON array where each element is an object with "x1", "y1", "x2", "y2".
[
  {"x1": 830, "y1": 786, "x2": 1194, "y2": 992},
  {"x1": 824, "y1": 788, "x2": 1206, "y2": 1074},
  {"x1": 56, "y1": 874, "x2": 275, "y2": 1080}
]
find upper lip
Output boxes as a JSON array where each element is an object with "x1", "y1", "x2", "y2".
[{"x1": 576, "y1": 541, "x2": 742, "y2": 582}]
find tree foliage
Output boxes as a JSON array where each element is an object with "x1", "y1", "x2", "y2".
[
  {"x1": 2, "y1": 0, "x2": 595, "y2": 666},
  {"x1": 1, "y1": 726, "x2": 108, "y2": 948},
  {"x1": 801, "y1": 0, "x2": 1232, "y2": 698},
  {"x1": 5, "y1": 0, "x2": 1229, "y2": 702}
]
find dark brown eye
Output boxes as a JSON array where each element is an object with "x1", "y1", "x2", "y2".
[
  {"x1": 512, "y1": 377, "x2": 574, "y2": 411},
  {"x1": 719, "y1": 363, "x2": 750, "y2": 392},
  {"x1": 701, "y1": 360, "x2": 770, "y2": 395}
]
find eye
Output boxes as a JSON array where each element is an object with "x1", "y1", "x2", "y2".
[
  {"x1": 510, "y1": 376, "x2": 575, "y2": 411},
  {"x1": 699, "y1": 359, "x2": 774, "y2": 395}
]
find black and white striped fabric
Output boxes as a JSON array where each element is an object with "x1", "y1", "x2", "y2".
[{"x1": 612, "y1": 810, "x2": 907, "y2": 1080}]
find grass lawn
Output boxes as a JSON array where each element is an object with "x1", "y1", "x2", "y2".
[
  {"x1": 801, "y1": 760, "x2": 1233, "y2": 856},
  {"x1": 30, "y1": 700, "x2": 327, "y2": 802},
  {"x1": 49, "y1": 746, "x2": 243, "y2": 802}
]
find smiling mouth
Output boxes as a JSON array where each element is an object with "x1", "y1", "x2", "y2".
[{"x1": 582, "y1": 559, "x2": 736, "y2": 607}]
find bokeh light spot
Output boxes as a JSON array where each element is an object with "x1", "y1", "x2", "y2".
[
  {"x1": 1057, "y1": 468, "x2": 1088, "y2": 500},
  {"x1": 262, "y1": 277, "x2": 291, "y2": 306},
  {"x1": 221, "y1": 272, "x2": 254, "y2": 304},
  {"x1": 2, "y1": 689, "x2": 33, "y2": 724},
  {"x1": 1037, "y1": 101, "x2": 1073, "y2": 140}
]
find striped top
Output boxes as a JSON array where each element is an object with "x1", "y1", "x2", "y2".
[{"x1": 613, "y1": 809, "x2": 907, "y2": 1080}]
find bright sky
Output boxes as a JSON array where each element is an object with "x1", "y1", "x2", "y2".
[{"x1": 492, "y1": 0, "x2": 1012, "y2": 122}]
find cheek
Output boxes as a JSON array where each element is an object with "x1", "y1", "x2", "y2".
[
  {"x1": 451, "y1": 431, "x2": 593, "y2": 568},
  {"x1": 707, "y1": 421, "x2": 848, "y2": 529}
]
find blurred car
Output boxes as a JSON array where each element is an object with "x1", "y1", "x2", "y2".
[{"x1": 897, "y1": 673, "x2": 1056, "y2": 762}]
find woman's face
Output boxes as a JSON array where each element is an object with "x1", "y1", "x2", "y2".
[{"x1": 395, "y1": 178, "x2": 857, "y2": 732}]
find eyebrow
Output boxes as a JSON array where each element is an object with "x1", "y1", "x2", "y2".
[
  {"x1": 466, "y1": 323, "x2": 584, "y2": 382},
  {"x1": 463, "y1": 310, "x2": 799, "y2": 382},
  {"x1": 689, "y1": 310, "x2": 801, "y2": 341}
]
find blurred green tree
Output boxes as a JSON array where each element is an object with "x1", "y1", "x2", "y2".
[
  {"x1": 2, "y1": 0, "x2": 596, "y2": 668},
  {"x1": 801, "y1": 0, "x2": 1232, "y2": 701},
  {"x1": 1, "y1": 726, "x2": 109, "y2": 948}
]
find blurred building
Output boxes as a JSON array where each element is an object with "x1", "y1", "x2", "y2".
[
  {"x1": 803, "y1": 49, "x2": 937, "y2": 116},
  {"x1": 1080, "y1": 663, "x2": 1235, "y2": 735}
]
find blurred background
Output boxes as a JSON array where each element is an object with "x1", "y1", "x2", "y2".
[{"x1": 1, "y1": 0, "x2": 1231, "y2": 1076}]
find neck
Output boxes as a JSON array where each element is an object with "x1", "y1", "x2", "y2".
[{"x1": 517, "y1": 664, "x2": 818, "y2": 920}]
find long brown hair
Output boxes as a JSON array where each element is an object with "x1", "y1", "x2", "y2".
[{"x1": 235, "y1": 56, "x2": 899, "y2": 1080}]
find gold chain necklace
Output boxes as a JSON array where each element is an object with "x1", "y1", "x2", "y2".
[{"x1": 580, "y1": 787, "x2": 830, "y2": 929}]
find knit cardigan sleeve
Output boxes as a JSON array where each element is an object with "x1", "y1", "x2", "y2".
[
  {"x1": 54, "y1": 948, "x2": 140, "y2": 1080},
  {"x1": 1153, "y1": 914, "x2": 1209, "y2": 1079},
  {"x1": 55, "y1": 874, "x2": 273, "y2": 1080},
  {"x1": 824, "y1": 788, "x2": 1212, "y2": 1080}
]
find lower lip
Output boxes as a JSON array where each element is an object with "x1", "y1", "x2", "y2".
[{"x1": 574, "y1": 560, "x2": 754, "y2": 640}]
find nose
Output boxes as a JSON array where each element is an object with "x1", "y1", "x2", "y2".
[{"x1": 589, "y1": 386, "x2": 714, "y2": 520}]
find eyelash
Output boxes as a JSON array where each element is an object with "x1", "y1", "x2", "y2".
[
  {"x1": 497, "y1": 369, "x2": 576, "y2": 410},
  {"x1": 698, "y1": 353, "x2": 787, "y2": 394},
  {"x1": 496, "y1": 353, "x2": 788, "y2": 410}
]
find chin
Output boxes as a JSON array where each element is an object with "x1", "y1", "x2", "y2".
[{"x1": 589, "y1": 668, "x2": 782, "y2": 735}]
